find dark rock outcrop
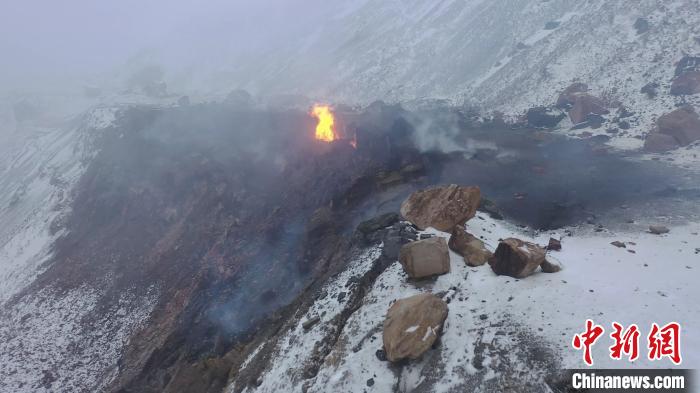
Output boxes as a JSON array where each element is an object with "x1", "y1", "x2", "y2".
[
  {"x1": 383, "y1": 293, "x2": 448, "y2": 362},
  {"x1": 526, "y1": 106, "x2": 566, "y2": 128},
  {"x1": 357, "y1": 213, "x2": 400, "y2": 236}
]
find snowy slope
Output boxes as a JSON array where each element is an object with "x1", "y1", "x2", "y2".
[
  {"x1": 231, "y1": 213, "x2": 699, "y2": 392},
  {"x1": 223, "y1": 0, "x2": 700, "y2": 156},
  {"x1": 0, "y1": 105, "x2": 161, "y2": 392}
]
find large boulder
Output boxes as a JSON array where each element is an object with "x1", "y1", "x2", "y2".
[
  {"x1": 643, "y1": 132, "x2": 680, "y2": 152},
  {"x1": 671, "y1": 72, "x2": 700, "y2": 96},
  {"x1": 671, "y1": 56, "x2": 700, "y2": 96},
  {"x1": 448, "y1": 225, "x2": 492, "y2": 266},
  {"x1": 399, "y1": 237, "x2": 450, "y2": 279},
  {"x1": 383, "y1": 293, "x2": 448, "y2": 362},
  {"x1": 556, "y1": 83, "x2": 589, "y2": 108},
  {"x1": 400, "y1": 185, "x2": 481, "y2": 231},
  {"x1": 568, "y1": 94, "x2": 609, "y2": 124},
  {"x1": 644, "y1": 106, "x2": 700, "y2": 152},
  {"x1": 488, "y1": 238, "x2": 557, "y2": 278}
]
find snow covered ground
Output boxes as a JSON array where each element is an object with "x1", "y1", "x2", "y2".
[
  {"x1": 235, "y1": 212, "x2": 699, "y2": 392},
  {"x1": 0, "y1": 103, "x2": 162, "y2": 392}
]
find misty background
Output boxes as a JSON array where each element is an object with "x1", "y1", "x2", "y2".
[{"x1": 0, "y1": 0, "x2": 338, "y2": 97}]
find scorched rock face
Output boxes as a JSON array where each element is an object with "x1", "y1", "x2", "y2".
[{"x1": 26, "y1": 103, "x2": 426, "y2": 392}]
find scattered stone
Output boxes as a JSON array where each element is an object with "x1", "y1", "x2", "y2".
[
  {"x1": 357, "y1": 212, "x2": 400, "y2": 236},
  {"x1": 547, "y1": 237, "x2": 562, "y2": 251},
  {"x1": 400, "y1": 184, "x2": 481, "y2": 231},
  {"x1": 375, "y1": 349, "x2": 387, "y2": 361},
  {"x1": 479, "y1": 314, "x2": 488, "y2": 320},
  {"x1": 419, "y1": 233, "x2": 435, "y2": 240},
  {"x1": 366, "y1": 378, "x2": 375, "y2": 387},
  {"x1": 526, "y1": 106, "x2": 566, "y2": 128},
  {"x1": 302, "y1": 316, "x2": 320, "y2": 330},
  {"x1": 641, "y1": 82, "x2": 659, "y2": 98},
  {"x1": 649, "y1": 225, "x2": 670, "y2": 235},
  {"x1": 383, "y1": 293, "x2": 449, "y2": 362},
  {"x1": 399, "y1": 237, "x2": 450, "y2": 279},
  {"x1": 448, "y1": 225, "x2": 493, "y2": 266},
  {"x1": 488, "y1": 238, "x2": 556, "y2": 278},
  {"x1": 610, "y1": 241, "x2": 626, "y2": 248},
  {"x1": 544, "y1": 21, "x2": 560, "y2": 30},
  {"x1": 634, "y1": 17, "x2": 650, "y2": 34}
]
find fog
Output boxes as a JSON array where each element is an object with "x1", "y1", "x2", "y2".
[{"x1": 0, "y1": 0, "x2": 332, "y2": 96}]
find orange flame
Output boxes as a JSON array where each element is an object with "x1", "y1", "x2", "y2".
[{"x1": 311, "y1": 104, "x2": 337, "y2": 142}]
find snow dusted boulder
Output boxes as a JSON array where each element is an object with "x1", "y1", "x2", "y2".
[
  {"x1": 488, "y1": 238, "x2": 555, "y2": 278},
  {"x1": 400, "y1": 184, "x2": 480, "y2": 231},
  {"x1": 399, "y1": 237, "x2": 450, "y2": 279},
  {"x1": 382, "y1": 293, "x2": 448, "y2": 362},
  {"x1": 644, "y1": 106, "x2": 700, "y2": 152},
  {"x1": 448, "y1": 225, "x2": 492, "y2": 266}
]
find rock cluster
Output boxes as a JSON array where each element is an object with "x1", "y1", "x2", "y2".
[{"x1": 381, "y1": 184, "x2": 561, "y2": 363}]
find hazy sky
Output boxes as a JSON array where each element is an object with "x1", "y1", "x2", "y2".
[{"x1": 0, "y1": 0, "x2": 330, "y2": 93}]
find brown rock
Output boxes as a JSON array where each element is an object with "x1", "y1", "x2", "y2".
[
  {"x1": 448, "y1": 225, "x2": 492, "y2": 266},
  {"x1": 670, "y1": 71, "x2": 700, "y2": 95},
  {"x1": 656, "y1": 106, "x2": 700, "y2": 146},
  {"x1": 400, "y1": 184, "x2": 480, "y2": 231},
  {"x1": 568, "y1": 94, "x2": 609, "y2": 124},
  {"x1": 644, "y1": 106, "x2": 700, "y2": 152},
  {"x1": 382, "y1": 293, "x2": 448, "y2": 362},
  {"x1": 556, "y1": 83, "x2": 589, "y2": 108},
  {"x1": 399, "y1": 237, "x2": 450, "y2": 279},
  {"x1": 643, "y1": 132, "x2": 680, "y2": 152},
  {"x1": 488, "y1": 238, "x2": 555, "y2": 278}
]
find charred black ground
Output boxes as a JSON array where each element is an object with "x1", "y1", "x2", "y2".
[{"x1": 23, "y1": 101, "x2": 700, "y2": 392}]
